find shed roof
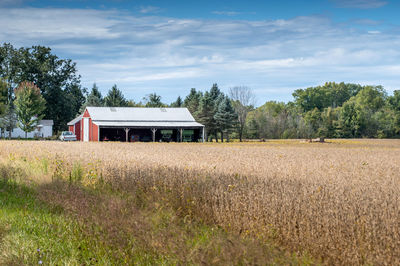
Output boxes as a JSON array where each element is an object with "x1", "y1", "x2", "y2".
[
  {"x1": 67, "y1": 114, "x2": 82, "y2": 126},
  {"x1": 86, "y1": 107, "x2": 198, "y2": 122},
  {"x1": 38, "y1": 120, "x2": 54, "y2": 126}
]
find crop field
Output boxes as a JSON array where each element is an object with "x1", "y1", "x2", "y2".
[{"x1": 0, "y1": 139, "x2": 400, "y2": 265}]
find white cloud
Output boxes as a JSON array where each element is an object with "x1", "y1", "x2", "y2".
[{"x1": 1, "y1": 7, "x2": 399, "y2": 103}]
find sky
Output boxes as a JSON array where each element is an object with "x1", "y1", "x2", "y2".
[{"x1": 1, "y1": 0, "x2": 400, "y2": 105}]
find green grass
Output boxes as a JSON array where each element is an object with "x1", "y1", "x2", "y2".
[{"x1": 0, "y1": 178, "x2": 114, "y2": 265}]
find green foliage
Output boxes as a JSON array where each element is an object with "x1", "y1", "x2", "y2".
[
  {"x1": 246, "y1": 82, "x2": 400, "y2": 139},
  {"x1": 388, "y1": 90, "x2": 400, "y2": 111},
  {"x1": 183, "y1": 88, "x2": 202, "y2": 119},
  {"x1": 292, "y1": 82, "x2": 362, "y2": 112},
  {"x1": 127, "y1": 100, "x2": 144, "y2": 107},
  {"x1": 353, "y1": 86, "x2": 386, "y2": 111},
  {"x1": 196, "y1": 91, "x2": 215, "y2": 140},
  {"x1": 170, "y1": 96, "x2": 183, "y2": 107},
  {"x1": 0, "y1": 43, "x2": 84, "y2": 132},
  {"x1": 0, "y1": 78, "x2": 8, "y2": 116},
  {"x1": 214, "y1": 96, "x2": 238, "y2": 139},
  {"x1": 143, "y1": 93, "x2": 165, "y2": 107},
  {"x1": 80, "y1": 83, "x2": 104, "y2": 112},
  {"x1": 104, "y1": 85, "x2": 128, "y2": 107},
  {"x1": 14, "y1": 82, "x2": 46, "y2": 138},
  {"x1": 0, "y1": 103, "x2": 17, "y2": 139}
]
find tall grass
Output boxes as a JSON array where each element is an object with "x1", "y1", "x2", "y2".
[{"x1": 1, "y1": 139, "x2": 399, "y2": 264}]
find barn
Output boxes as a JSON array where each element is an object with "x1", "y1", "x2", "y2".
[{"x1": 67, "y1": 107, "x2": 205, "y2": 142}]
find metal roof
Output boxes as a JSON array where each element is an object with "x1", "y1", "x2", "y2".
[
  {"x1": 93, "y1": 121, "x2": 204, "y2": 128},
  {"x1": 86, "y1": 107, "x2": 197, "y2": 122},
  {"x1": 38, "y1": 120, "x2": 54, "y2": 126},
  {"x1": 67, "y1": 114, "x2": 83, "y2": 126}
]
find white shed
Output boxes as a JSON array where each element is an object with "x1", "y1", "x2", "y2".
[{"x1": 0, "y1": 120, "x2": 53, "y2": 138}]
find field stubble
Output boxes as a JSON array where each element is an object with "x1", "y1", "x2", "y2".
[{"x1": 1, "y1": 139, "x2": 399, "y2": 265}]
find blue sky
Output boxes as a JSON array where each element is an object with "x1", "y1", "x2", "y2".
[{"x1": 1, "y1": 0, "x2": 399, "y2": 104}]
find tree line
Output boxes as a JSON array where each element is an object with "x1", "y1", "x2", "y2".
[
  {"x1": 1, "y1": 43, "x2": 400, "y2": 140},
  {"x1": 246, "y1": 82, "x2": 400, "y2": 139}
]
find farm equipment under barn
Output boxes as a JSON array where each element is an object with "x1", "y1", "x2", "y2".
[
  {"x1": 161, "y1": 130, "x2": 173, "y2": 142},
  {"x1": 182, "y1": 130, "x2": 194, "y2": 142}
]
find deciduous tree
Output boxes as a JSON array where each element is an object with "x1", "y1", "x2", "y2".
[
  {"x1": 14, "y1": 81, "x2": 46, "y2": 138},
  {"x1": 229, "y1": 86, "x2": 255, "y2": 141}
]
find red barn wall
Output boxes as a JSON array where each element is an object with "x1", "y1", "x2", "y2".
[
  {"x1": 92, "y1": 122, "x2": 99, "y2": 141},
  {"x1": 78, "y1": 109, "x2": 99, "y2": 142},
  {"x1": 68, "y1": 125, "x2": 73, "y2": 132},
  {"x1": 75, "y1": 121, "x2": 81, "y2": 141}
]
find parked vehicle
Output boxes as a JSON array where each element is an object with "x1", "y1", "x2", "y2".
[{"x1": 59, "y1": 131, "x2": 77, "y2": 141}]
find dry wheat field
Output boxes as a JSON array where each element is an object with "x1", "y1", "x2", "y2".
[{"x1": 1, "y1": 139, "x2": 400, "y2": 265}]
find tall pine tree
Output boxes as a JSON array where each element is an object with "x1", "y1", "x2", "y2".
[
  {"x1": 104, "y1": 85, "x2": 128, "y2": 107},
  {"x1": 214, "y1": 96, "x2": 237, "y2": 142},
  {"x1": 183, "y1": 88, "x2": 202, "y2": 119},
  {"x1": 170, "y1": 96, "x2": 183, "y2": 107},
  {"x1": 80, "y1": 83, "x2": 104, "y2": 112},
  {"x1": 196, "y1": 91, "x2": 215, "y2": 141}
]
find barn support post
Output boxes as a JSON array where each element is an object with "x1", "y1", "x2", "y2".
[
  {"x1": 124, "y1": 128, "x2": 130, "y2": 142},
  {"x1": 151, "y1": 128, "x2": 157, "y2": 142},
  {"x1": 179, "y1": 128, "x2": 183, "y2": 142},
  {"x1": 202, "y1": 126, "x2": 205, "y2": 143}
]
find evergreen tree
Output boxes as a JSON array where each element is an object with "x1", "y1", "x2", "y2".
[
  {"x1": 0, "y1": 78, "x2": 7, "y2": 115},
  {"x1": 0, "y1": 103, "x2": 17, "y2": 139},
  {"x1": 0, "y1": 43, "x2": 19, "y2": 99},
  {"x1": 214, "y1": 96, "x2": 238, "y2": 142},
  {"x1": 170, "y1": 96, "x2": 183, "y2": 107},
  {"x1": 127, "y1": 100, "x2": 144, "y2": 107},
  {"x1": 209, "y1": 83, "x2": 221, "y2": 102},
  {"x1": 207, "y1": 83, "x2": 223, "y2": 141},
  {"x1": 104, "y1": 85, "x2": 128, "y2": 107},
  {"x1": 65, "y1": 83, "x2": 85, "y2": 118},
  {"x1": 195, "y1": 91, "x2": 215, "y2": 141},
  {"x1": 80, "y1": 83, "x2": 104, "y2": 112},
  {"x1": 183, "y1": 88, "x2": 202, "y2": 118},
  {"x1": 14, "y1": 81, "x2": 46, "y2": 138},
  {"x1": 143, "y1": 93, "x2": 164, "y2": 107}
]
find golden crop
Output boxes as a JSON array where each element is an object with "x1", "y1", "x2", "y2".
[{"x1": 1, "y1": 139, "x2": 399, "y2": 265}]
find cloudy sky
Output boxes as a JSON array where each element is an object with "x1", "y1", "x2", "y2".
[{"x1": 1, "y1": 0, "x2": 399, "y2": 104}]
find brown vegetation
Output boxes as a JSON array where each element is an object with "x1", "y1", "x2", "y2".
[{"x1": 1, "y1": 139, "x2": 399, "y2": 264}]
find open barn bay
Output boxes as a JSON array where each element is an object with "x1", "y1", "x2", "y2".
[{"x1": 0, "y1": 140, "x2": 399, "y2": 265}]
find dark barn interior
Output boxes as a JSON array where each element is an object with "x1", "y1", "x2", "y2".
[{"x1": 99, "y1": 127, "x2": 202, "y2": 142}]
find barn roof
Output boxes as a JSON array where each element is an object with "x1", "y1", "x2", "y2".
[
  {"x1": 38, "y1": 120, "x2": 54, "y2": 126},
  {"x1": 86, "y1": 107, "x2": 199, "y2": 123},
  {"x1": 67, "y1": 114, "x2": 83, "y2": 126},
  {"x1": 73, "y1": 107, "x2": 204, "y2": 128}
]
